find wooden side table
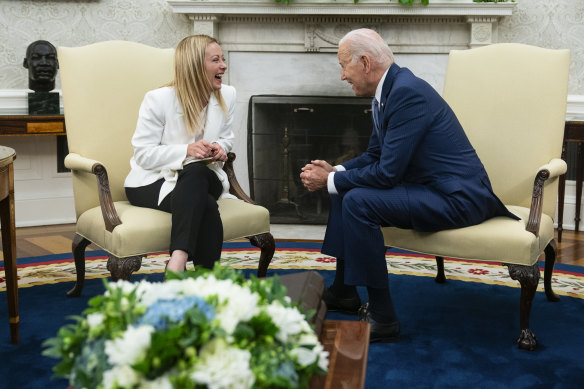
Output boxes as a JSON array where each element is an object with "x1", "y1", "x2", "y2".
[
  {"x1": 558, "y1": 117, "x2": 584, "y2": 242},
  {"x1": 0, "y1": 146, "x2": 17, "y2": 343},
  {"x1": 309, "y1": 320, "x2": 370, "y2": 389},
  {"x1": 0, "y1": 114, "x2": 65, "y2": 136}
]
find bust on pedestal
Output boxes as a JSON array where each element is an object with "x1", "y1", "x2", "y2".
[{"x1": 23, "y1": 40, "x2": 59, "y2": 115}]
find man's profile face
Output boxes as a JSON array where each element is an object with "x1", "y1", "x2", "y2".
[{"x1": 338, "y1": 42, "x2": 369, "y2": 97}]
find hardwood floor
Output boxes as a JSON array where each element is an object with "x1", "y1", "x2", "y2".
[
  {"x1": 555, "y1": 230, "x2": 584, "y2": 266},
  {"x1": 1, "y1": 223, "x2": 584, "y2": 267},
  {"x1": 0, "y1": 224, "x2": 99, "y2": 260}
]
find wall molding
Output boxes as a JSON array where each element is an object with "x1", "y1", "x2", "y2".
[
  {"x1": 168, "y1": 0, "x2": 516, "y2": 17},
  {"x1": 567, "y1": 94, "x2": 584, "y2": 118}
]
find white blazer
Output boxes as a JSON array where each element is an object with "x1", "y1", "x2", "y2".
[{"x1": 124, "y1": 85, "x2": 236, "y2": 204}]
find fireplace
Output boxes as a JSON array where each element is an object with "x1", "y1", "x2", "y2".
[{"x1": 248, "y1": 95, "x2": 372, "y2": 223}]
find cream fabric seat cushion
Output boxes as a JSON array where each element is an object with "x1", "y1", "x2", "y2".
[
  {"x1": 76, "y1": 199, "x2": 271, "y2": 258},
  {"x1": 382, "y1": 205, "x2": 552, "y2": 266}
]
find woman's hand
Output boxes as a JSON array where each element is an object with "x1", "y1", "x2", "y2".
[
  {"x1": 187, "y1": 140, "x2": 214, "y2": 159},
  {"x1": 210, "y1": 143, "x2": 228, "y2": 162}
]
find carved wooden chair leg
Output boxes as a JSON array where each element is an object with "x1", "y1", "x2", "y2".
[
  {"x1": 435, "y1": 256, "x2": 447, "y2": 283},
  {"x1": 507, "y1": 263, "x2": 540, "y2": 351},
  {"x1": 106, "y1": 255, "x2": 142, "y2": 281},
  {"x1": 67, "y1": 233, "x2": 91, "y2": 297},
  {"x1": 249, "y1": 232, "x2": 275, "y2": 278},
  {"x1": 543, "y1": 240, "x2": 560, "y2": 302}
]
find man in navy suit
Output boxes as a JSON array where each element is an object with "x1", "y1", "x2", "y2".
[{"x1": 300, "y1": 28, "x2": 516, "y2": 343}]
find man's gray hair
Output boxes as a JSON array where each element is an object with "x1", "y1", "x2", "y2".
[{"x1": 339, "y1": 28, "x2": 394, "y2": 67}]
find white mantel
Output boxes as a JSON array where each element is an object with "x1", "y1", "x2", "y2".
[
  {"x1": 168, "y1": 0, "x2": 516, "y2": 49},
  {"x1": 168, "y1": 0, "x2": 516, "y2": 16}
]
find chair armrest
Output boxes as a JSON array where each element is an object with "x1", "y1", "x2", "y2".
[
  {"x1": 537, "y1": 158, "x2": 567, "y2": 179},
  {"x1": 64, "y1": 153, "x2": 102, "y2": 173},
  {"x1": 223, "y1": 152, "x2": 257, "y2": 205},
  {"x1": 525, "y1": 159, "x2": 566, "y2": 236},
  {"x1": 65, "y1": 153, "x2": 122, "y2": 232}
]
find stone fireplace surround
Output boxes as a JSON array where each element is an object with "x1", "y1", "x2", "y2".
[{"x1": 168, "y1": 0, "x2": 516, "y2": 194}]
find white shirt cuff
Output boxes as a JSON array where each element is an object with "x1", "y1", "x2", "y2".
[
  {"x1": 327, "y1": 165, "x2": 345, "y2": 194},
  {"x1": 327, "y1": 172, "x2": 337, "y2": 194}
]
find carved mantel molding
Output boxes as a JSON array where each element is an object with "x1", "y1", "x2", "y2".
[
  {"x1": 168, "y1": 0, "x2": 516, "y2": 49},
  {"x1": 167, "y1": 0, "x2": 515, "y2": 17}
]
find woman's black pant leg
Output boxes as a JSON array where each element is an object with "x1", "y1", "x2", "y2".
[
  {"x1": 170, "y1": 163, "x2": 223, "y2": 268},
  {"x1": 193, "y1": 194, "x2": 223, "y2": 268}
]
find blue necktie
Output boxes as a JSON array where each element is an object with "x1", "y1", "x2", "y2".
[{"x1": 371, "y1": 98, "x2": 380, "y2": 134}]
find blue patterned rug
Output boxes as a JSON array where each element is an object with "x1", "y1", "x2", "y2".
[{"x1": 1, "y1": 241, "x2": 583, "y2": 388}]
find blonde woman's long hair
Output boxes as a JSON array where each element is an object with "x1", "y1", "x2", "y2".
[{"x1": 168, "y1": 35, "x2": 228, "y2": 135}]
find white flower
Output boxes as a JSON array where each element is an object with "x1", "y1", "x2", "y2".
[
  {"x1": 103, "y1": 364, "x2": 140, "y2": 389},
  {"x1": 140, "y1": 374, "x2": 174, "y2": 389},
  {"x1": 86, "y1": 312, "x2": 103, "y2": 328},
  {"x1": 181, "y1": 276, "x2": 260, "y2": 334},
  {"x1": 214, "y1": 283, "x2": 259, "y2": 334},
  {"x1": 266, "y1": 302, "x2": 309, "y2": 342},
  {"x1": 316, "y1": 343, "x2": 329, "y2": 371},
  {"x1": 314, "y1": 343, "x2": 329, "y2": 372},
  {"x1": 298, "y1": 332, "x2": 319, "y2": 346},
  {"x1": 105, "y1": 325, "x2": 155, "y2": 366},
  {"x1": 291, "y1": 346, "x2": 318, "y2": 367},
  {"x1": 139, "y1": 279, "x2": 190, "y2": 307},
  {"x1": 190, "y1": 339, "x2": 255, "y2": 389},
  {"x1": 104, "y1": 280, "x2": 136, "y2": 296},
  {"x1": 291, "y1": 337, "x2": 329, "y2": 369}
]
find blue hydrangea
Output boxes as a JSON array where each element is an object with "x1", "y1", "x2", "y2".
[{"x1": 138, "y1": 296, "x2": 215, "y2": 330}]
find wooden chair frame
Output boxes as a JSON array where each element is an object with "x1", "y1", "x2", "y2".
[{"x1": 67, "y1": 152, "x2": 275, "y2": 297}]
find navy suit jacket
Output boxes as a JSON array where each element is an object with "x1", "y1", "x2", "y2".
[{"x1": 334, "y1": 63, "x2": 517, "y2": 231}]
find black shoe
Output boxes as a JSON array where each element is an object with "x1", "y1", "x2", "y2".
[
  {"x1": 359, "y1": 303, "x2": 400, "y2": 343},
  {"x1": 322, "y1": 287, "x2": 361, "y2": 315}
]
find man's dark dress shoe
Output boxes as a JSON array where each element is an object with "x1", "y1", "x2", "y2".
[
  {"x1": 359, "y1": 303, "x2": 400, "y2": 343},
  {"x1": 322, "y1": 287, "x2": 361, "y2": 315}
]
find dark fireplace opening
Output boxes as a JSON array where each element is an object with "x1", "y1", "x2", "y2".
[{"x1": 248, "y1": 95, "x2": 373, "y2": 224}]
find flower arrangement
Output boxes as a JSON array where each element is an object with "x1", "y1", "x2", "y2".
[{"x1": 43, "y1": 266, "x2": 329, "y2": 389}]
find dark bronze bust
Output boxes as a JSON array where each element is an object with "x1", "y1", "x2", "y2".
[{"x1": 23, "y1": 40, "x2": 59, "y2": 93}]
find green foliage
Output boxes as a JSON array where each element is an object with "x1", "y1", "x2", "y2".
[{"x1": 42, "y1": 315, "x2": 89, "y2": 378}]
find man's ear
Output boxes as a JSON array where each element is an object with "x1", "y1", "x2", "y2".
[
  {"x1": 360, "y1": 55, "x2": 371, "y2": 73},
  {"x1": 23, "y1": 58, "x2": 28, "y2": 69}
]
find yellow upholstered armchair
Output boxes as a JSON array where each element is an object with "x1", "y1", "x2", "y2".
[
  {"x1": 382, "y1": 43, "x2": 570, "y2": 350},
  {"x1": 58, "y1": 41, "x2": 275, "y2": 297}
]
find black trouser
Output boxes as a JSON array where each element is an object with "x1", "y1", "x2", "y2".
[{"x1": 125, "y1": 162, "x2": 223, "y2": 268}]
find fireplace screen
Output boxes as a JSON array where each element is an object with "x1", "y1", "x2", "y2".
[{"x1": 248, "y1": 95, "x2": 373, "y2": 224}]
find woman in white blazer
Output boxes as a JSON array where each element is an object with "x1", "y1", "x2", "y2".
[{"x1": 124, "y1": 35, "x2": 235, "y2": 273}]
